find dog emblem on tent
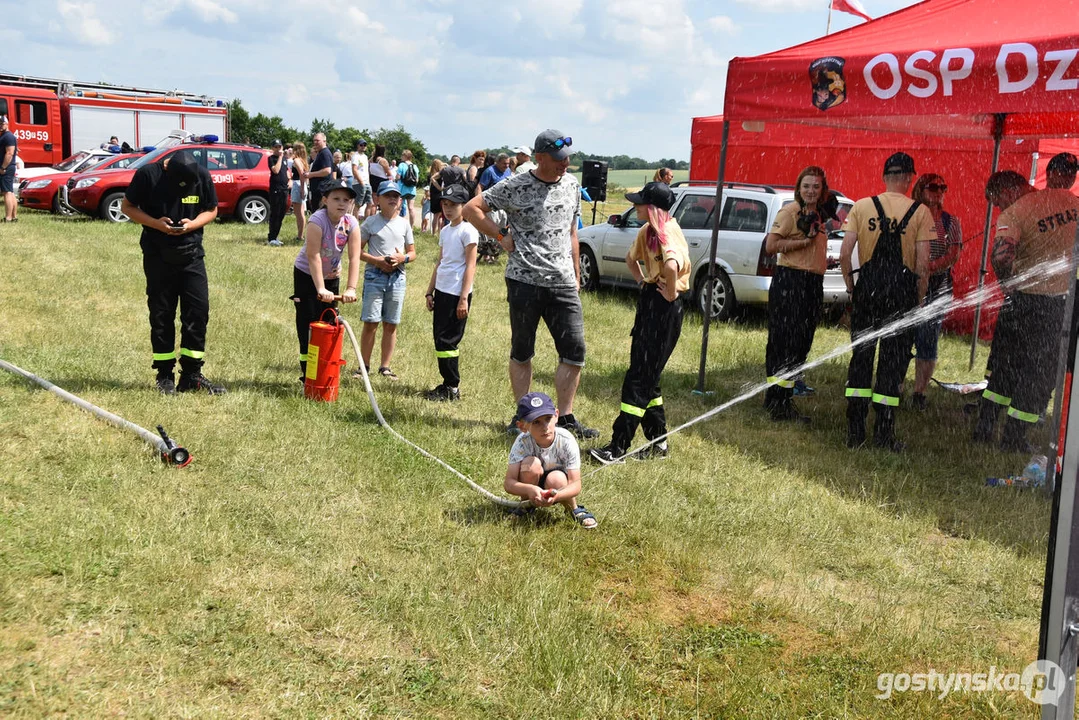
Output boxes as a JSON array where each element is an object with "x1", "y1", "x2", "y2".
[{"x1": 810, "y1": 57, "x2": 847, "y2": 110}]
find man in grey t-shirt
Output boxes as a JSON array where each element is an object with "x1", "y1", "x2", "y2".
[{"x1": 464, "y1": 129, "x2": 597, "y2": 439}]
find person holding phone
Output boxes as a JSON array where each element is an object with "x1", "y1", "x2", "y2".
[{"x1": 121, "y1": 150, "x2": 226, "y2": 395}]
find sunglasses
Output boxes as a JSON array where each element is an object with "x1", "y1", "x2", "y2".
[
  {"x1": 542, "y1": 136, "x2": 572, "y2": 151},
  {"x1": 925, "y1": 183, "x2": 948, "y2": 192}
]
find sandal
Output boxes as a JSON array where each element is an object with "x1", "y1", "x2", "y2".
[
  {"x1": 571, "y1": 505, "x2": 598, "y2": 529},
  {"x1": 510, "y1": 506, "x2": 536, "y2": 518},
  {"x1": 378, "y1": 366, "x2": 398, "y2": 381}
]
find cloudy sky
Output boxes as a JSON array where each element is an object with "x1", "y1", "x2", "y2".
[{"x1": 1, "y1": 0, "x2": 917, "y2": 160}]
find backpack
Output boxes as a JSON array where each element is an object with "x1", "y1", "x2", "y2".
[
  {"x1": 853, "y1": 196, "x2": 922, "y2": 316},
  {"x1": 402, "y1": 162, "x2": 419, "y2": 187}
]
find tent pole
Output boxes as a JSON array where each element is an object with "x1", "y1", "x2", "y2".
[
  {"x1": 695, "y1": 120, "x2": 730, "y2": 394},
  {"x1": 968, "y1": 113, "x2": 1006, "y2": 370}
]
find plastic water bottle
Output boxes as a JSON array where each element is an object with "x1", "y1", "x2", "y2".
[{"x1": 1021, "y1": 455, "x2": 1048, "y2": 487}]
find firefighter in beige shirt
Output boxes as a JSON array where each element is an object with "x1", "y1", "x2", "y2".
[
  {"x1": 763, "y1": 165, "x2": 837, "y2": 423},
  {"x1": 974, "y1": 169, "x2": 1079, "y2": 452},
  {"x1": 840, "y1": 152, "x2": 935, "y2": 451}
]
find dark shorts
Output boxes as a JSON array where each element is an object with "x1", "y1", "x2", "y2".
[
  {"x1": 0, "y1": 168, "x2": 15, "y2": 194},
  {"x1": 537, "y1": 467, "x2": 564, "y2": 489},
  {"x1": 506, "y1": 277, "x2": 586, "y2": 366}
]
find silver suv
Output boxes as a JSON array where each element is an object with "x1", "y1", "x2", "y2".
[{"x1": 578, "y1": 181, "x2": 852, "y2": 320}]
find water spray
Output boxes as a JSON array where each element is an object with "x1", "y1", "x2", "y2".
[{"x1": 0, "y1": 358, "x2": 192, "y2": 467}]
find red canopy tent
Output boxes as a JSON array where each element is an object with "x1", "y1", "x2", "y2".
[{"x1": 695, "y1": 0, "x2": 1079, "y2": 388}]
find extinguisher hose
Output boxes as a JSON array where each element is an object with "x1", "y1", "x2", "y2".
[
  {"x1": 338, "y1": 318, "x2": 528, "y2": 510},
  {"x1": 0, "y1": 357, "x2": 190, "y2": 466}
]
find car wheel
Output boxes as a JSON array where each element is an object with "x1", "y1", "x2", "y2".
[
  {"x1": 101, "y1": 192, "x2": 130, "y2": 223},
  {"x1": 52, "y1": 192, "x2": 79, "y2": 217},
  {"x1": 237, "y1": 194, "x2": 269, "y2": 224},
  {"x1": 579, "y1": 245, "x2": 599, "y2": 292},
  {"x1": 695, "y1": 266, "x2": 736, "y2": 322}
]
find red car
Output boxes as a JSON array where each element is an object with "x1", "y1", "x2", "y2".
[
  {"x1": 66, "y1": 136, "x2": 271, "y2": 224},
  {"x1": 19, "y1": 151, "x2": 143, "y2": 216}
]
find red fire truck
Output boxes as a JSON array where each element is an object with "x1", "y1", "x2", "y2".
[{"x1": 0, "y1": 72, "x2": 228, "y2": 168}]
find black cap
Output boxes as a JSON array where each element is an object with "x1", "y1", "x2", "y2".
[
  {"x1": 883, "y1": 152, "x2": 915, "y2": 176},
  {"x1": 271, "y1": 139, "x2": 283, "y2": 147},
  {"x1": 1047, "y1": 152, "x2": 1079, "y2": 177},
  {"x1": 356, "y1": 139, "x2": 368, "y2": 147},
  {"x1": 165, "y1": 150, "x2": 199, "y2": 188},
  {"x1": 321, "y1": 178, "x2": 357, "y2": 198},
  {"x1": 441, "y1": 184, "x2": 471, "y2": 204},
  {"x1": 624, "y1": 181, "x2": 676, "y2": 211}
]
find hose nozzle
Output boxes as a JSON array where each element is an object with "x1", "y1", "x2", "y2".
[{"x1": 157, "y1": 425, "x2": 192, "y2": 467}]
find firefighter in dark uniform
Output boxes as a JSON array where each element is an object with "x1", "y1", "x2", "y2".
[
  {"x1": 840, "y1": 152, "x2": 935, "y2": 451},
  {"x1": 973, "y1": 170, "x2": 1079, "y2": 451},
  {"x1": 763, "y1": 165, "x2": 839, "y2": 422},
  {"x1": 121, "y1": 149, "x2": 226, "y2": 395},
  {"x1": 266, "y1": 139, "x2": 289, "y2": 246},
  {"x1": 589, "y1": 182, "x2": 690, "y2": 465}
]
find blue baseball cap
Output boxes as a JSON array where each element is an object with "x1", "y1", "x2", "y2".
[
  {"x1": 377, "y1": 180, "x2": 401, "y2": 196},
  {"x1": 517, "y1": 392, "x2": 557, "y2": 423}
]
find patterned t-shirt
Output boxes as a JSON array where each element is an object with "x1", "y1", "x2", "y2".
[
  {"x1": 294, "y1": 210, "x2": 357, "y2": 279},
  {"x1": 508, "y1": 426, "x2": 581, "y2": 472},
  {"x1": 483, "y1": 171, "x2": 581, "y2": 288}
]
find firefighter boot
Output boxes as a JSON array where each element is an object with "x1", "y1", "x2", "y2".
[
  {"x1": 846, "y1": 398, "x2": 868, "y2": 449},
  {"x1": 972, "y1": 399, "x2": 1002, "y2": 444},
  {"x1": 1000, "y1": 417, "x2": 1035, "y2": 454},
  {"x1": 873, "y1": 406, "x2": 905, "y2": 452}
]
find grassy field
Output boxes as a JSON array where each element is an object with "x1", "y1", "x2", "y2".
[
  {"x1": 572, "y1": 169, "x2": 690, "y2": 192},
  {"x1": 0, "y1": 211, "x2": 1057, "y2": 717}
]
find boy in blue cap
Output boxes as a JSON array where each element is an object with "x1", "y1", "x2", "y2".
[{"x1": 504, "y1": 391, "x2": 598, "y2": 529}]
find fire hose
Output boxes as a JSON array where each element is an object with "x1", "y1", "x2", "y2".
[{"x1": 0, "y1": 357, "x2": 191, "y2": 467}]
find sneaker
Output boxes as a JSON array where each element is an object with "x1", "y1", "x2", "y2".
[
  {"x1": 589, "y1": 446, "x2": 625, "y2": 465},
  {"x1": 558, "y1": 413, "x2": 599, "y2": 440},
  {"x1": 424, "y1": 384, "x2": 459, "y2": 402},
  {"x1": 911, "y1": 393, "x2": 928, "y2": 411},
  {"x1": 770, "y1": 402, "x2": 810, "y2": 424},
  {"x1": 793, "y1": 379, "x2": 815, "y2": 397},
  {"x1": 631, "y1": 441, "x2": 669, "y2": 461},
  {"x1": 873, "y1": 435, "x2": 906, "y2": 453},
  {"x1": 505, "y1": 414, "x2": 521, "y2": 436},
  {"x1": 177, "y1": 373, "x2": 227, "y2": 395},
  {"x1": 156, "y1": 375, "x2": 175, "y2": 395},
  {"x1": 267, "y1": 238, "x2": 284, "y2": 246}
]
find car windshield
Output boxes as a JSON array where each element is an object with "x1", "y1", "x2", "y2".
[
  {"x1": 55, "y1": 151, "x2": 92, "y2": 172},
  {"x1": 128, "y1": 146, "x2": 173, "y2": 170}
]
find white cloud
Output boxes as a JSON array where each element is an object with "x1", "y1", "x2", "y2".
[
  {"x1": 186, "y1": 0, "x2": 238, "y2": 23},
  {"x1": 56, "y1": 1, "x2": 114, "y2": 46},
  {"x1": 707, "y1": 15, "x2": 741, "y2": 34},
  {"x1": 734, "y1": 0, "x2": 823, "y2": 11}
]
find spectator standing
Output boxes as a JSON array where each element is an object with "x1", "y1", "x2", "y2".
[
  {"x1": 290, "y1": 142, "x2": 309, "y2": 242},
  {"x1": 0, "y1": 116, "x2": 17, "y2": 222},
  {"x1": 367, "y1": 144, "x2": 392, "y2": 216},
  {"x1": 336, "y1": 150, "x2": 351, "y2": 185},
  {"x1": 478, "y1": 153, "x2": 512, "y2": 193},
  {"x1": 463, "y1": 129, "x2": 597, "y2": 439},
  {"x1": 359, "y1": 181, "x2": 417, "y2": 380},
  {"x1": 439, "y1": 155, "x2": 466, "y2": 192},
  {"x1": 266, "y1": 139, "x2": 290, "y2": 246},
  {"x1": 907, "y1": 173, "x2": 962, "y2": 410},
  {"x1": 397, "y1": 149, "x2": 420, "y2": 227},
  {"x1": 840, "y1": 152, "x2": 935, "y2": 451},
  {"x1": 513, "y1": 146, "x2": 535, "y2": 175},
  {"x1": 121, "y1": 150, "x2": 225, "y2": 395},
  {"x1": 351, "y1": 139, "x2": 372, "y2": 217},
  {"x1": 476, "y1": 153, "x2": 513, "y2": 264},
  {"x1": 653, "y1": 168, "x2": 675, "y2": 184},
  {"x1": 974, "y1": 171, "x2": 1079, "y2": 452},
  {"x1": 466, "y1": 150, "x2": 486, "y2": 196},
  {"x1": 305, "y1": 133, "x2": 334, "y2": 214},
  {"x1": 428, "y1": 159, "x2": 446, "y2": 235}
]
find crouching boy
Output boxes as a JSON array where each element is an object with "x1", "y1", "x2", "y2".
[{"x1": 504, "y1": 392, "x2": 598, "y2": 529}]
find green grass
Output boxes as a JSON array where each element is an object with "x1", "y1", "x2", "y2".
[{"x1": 0, "y1": 211, "x2": 1054, "y2": 717}]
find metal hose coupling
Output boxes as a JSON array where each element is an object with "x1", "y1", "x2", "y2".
[{"x1": 156, "y1": 425, "x2": 191, "y2": 467}]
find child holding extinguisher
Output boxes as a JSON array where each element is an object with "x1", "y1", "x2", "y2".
[{"x1": 291, "y1": 179, "x2": 361, "y2": 384}]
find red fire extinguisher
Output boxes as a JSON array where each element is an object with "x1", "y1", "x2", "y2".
[{"x1": 305, "y1": 308, "x2": 347, "y2": 402}]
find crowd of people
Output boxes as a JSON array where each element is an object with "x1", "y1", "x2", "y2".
[{"x1": 117, "y1": 121, "x2": 1079, "y2": 529}]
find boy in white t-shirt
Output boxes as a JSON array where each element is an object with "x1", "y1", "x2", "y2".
[
  {"x1": 423, "y1": 184, "x2": 478, "y2": 401},
  {"x1": 503, "y1": 392, "x2": 598, "y2": 529}
]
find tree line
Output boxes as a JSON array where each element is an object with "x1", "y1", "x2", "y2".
[{"x1": 227, "y1": 99, "x2": 688, "y2": 177}]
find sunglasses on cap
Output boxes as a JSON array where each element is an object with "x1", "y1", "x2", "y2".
[
  {"x1": 542, "y1": 136, "x2": 572, "y2": 151},
  {"x1": 925, "y1": 183, "x2": 948, "y2": 192}
]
